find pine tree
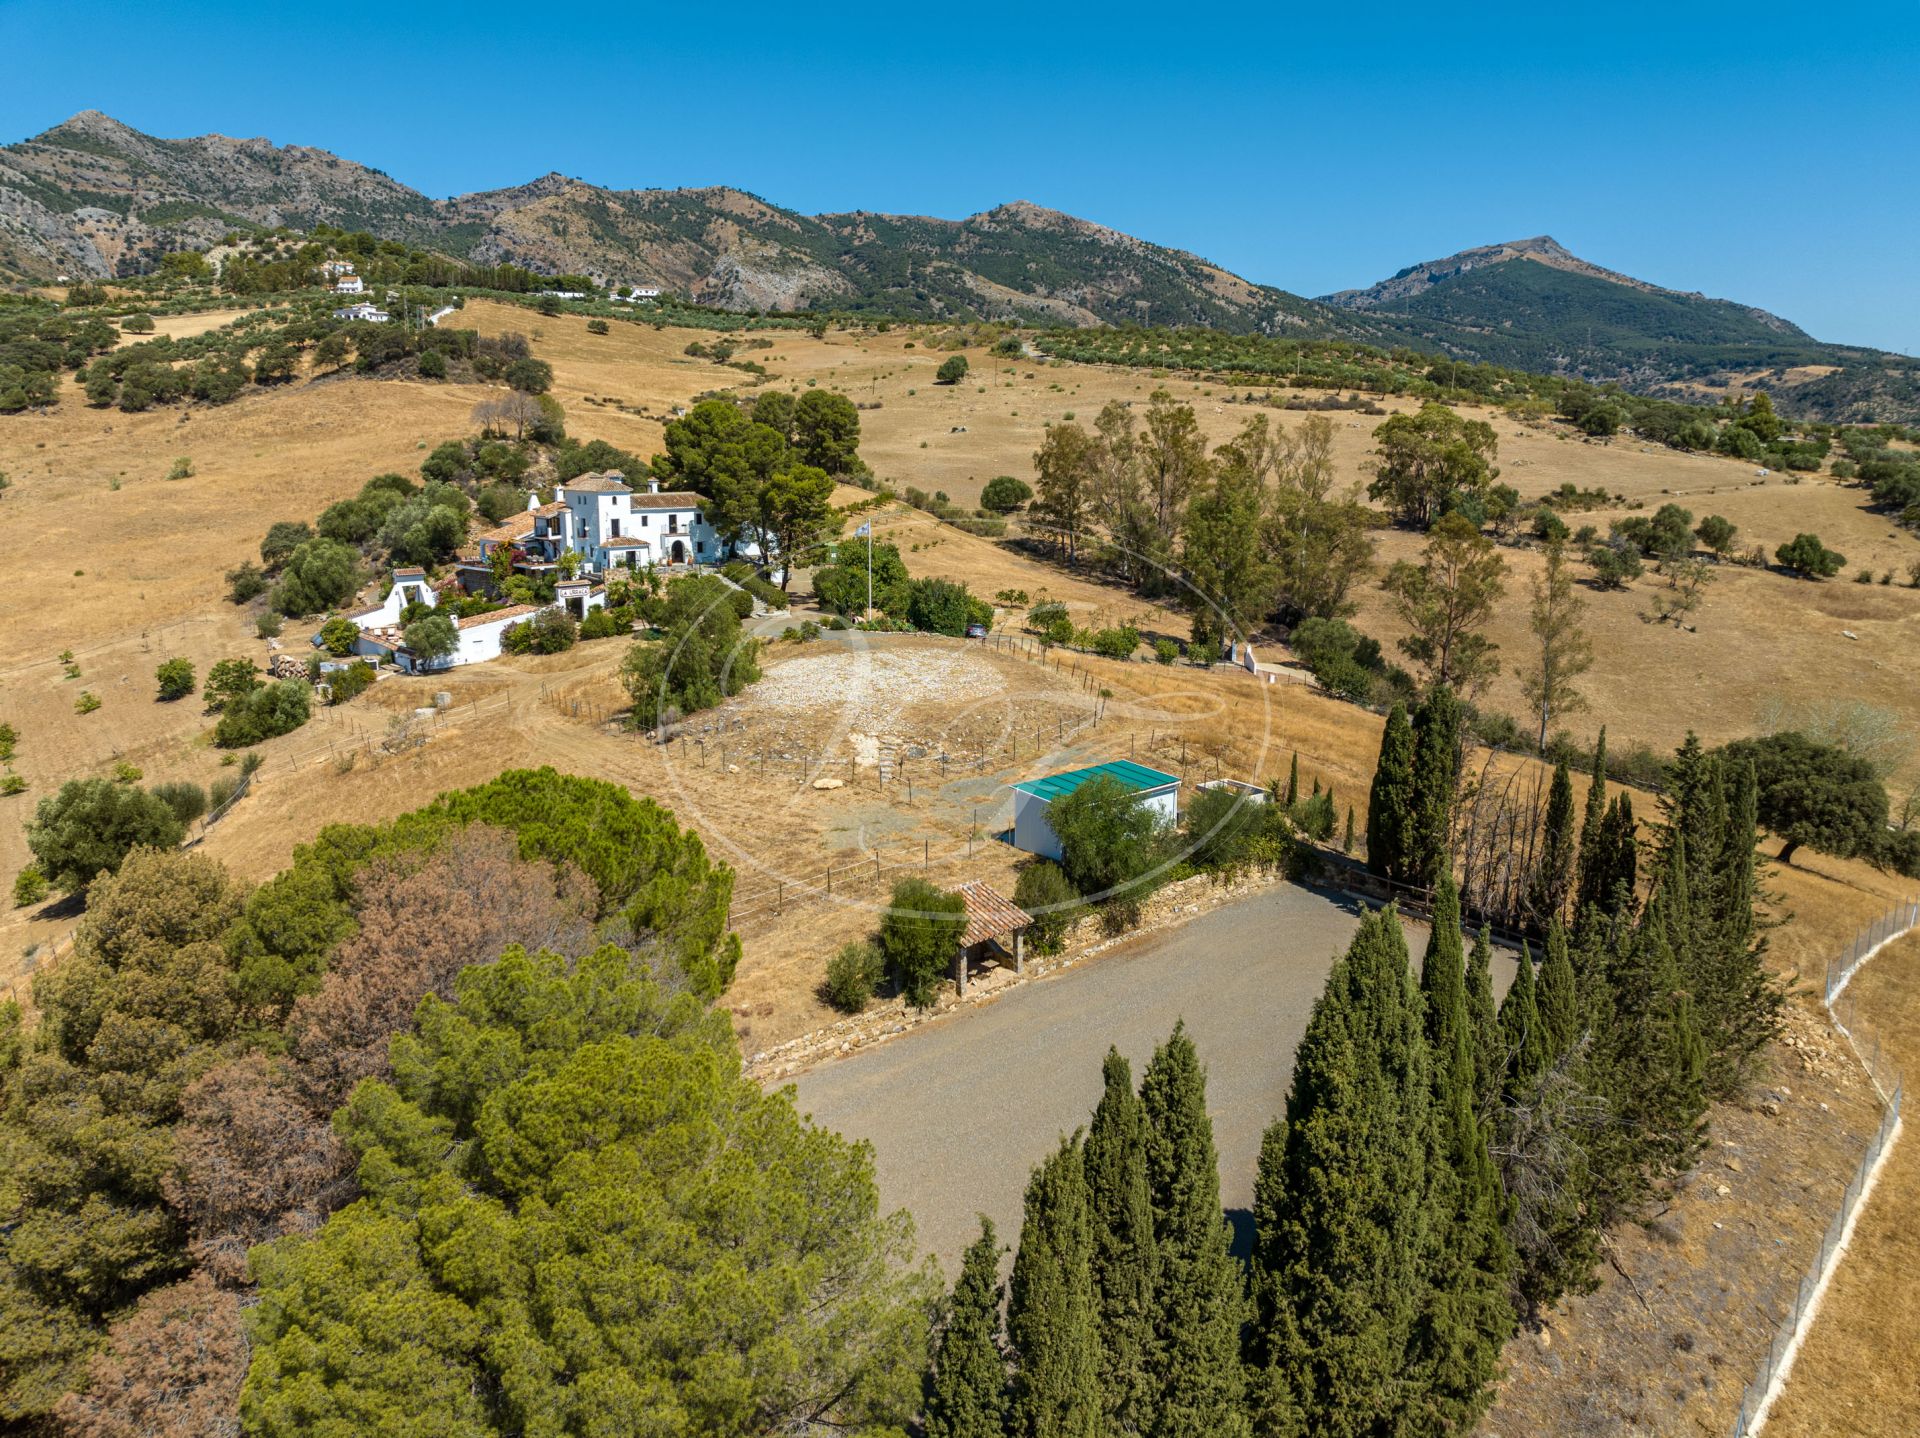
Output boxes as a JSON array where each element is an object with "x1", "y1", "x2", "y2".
[
  {"x1": 1140, "y1": 1024, "x2": 1248, "y2": 1438},
  {"x1": 1499, "y1": 943, "x2": 1547, "y2": 1098},
  {"x1": 1526, "y1": 760, "x2": 1577, "y2": 932},
  {"x1": 1008, "y1": 1134, "x2": 1102, "y2": 1438},
  {"x1": 1465, "y1": 924, "x2": 1501, "y2": 1117},
  {"x1": 1286, "y1": 752, "x2": 1299, "y2": 806},
  {"x1": 1408, "y1": 685, "x2": 1463, "y2": 889},
  {"x1": 1083, "y1": 1048, "x2": 1157, "y2": 1436},
  {"x1": 1367, "y1": 704, "x2": 1416, "y2": 883},
  {"x1": 927, "y1": 1218, "x2": 1011, "y2": 1438},
  {"x1": 1535, "y1": 920, "x2": 1579, "y2": 1062},
  {"x1": 1252, "y1": 909, "x2": 1434, "y2": 1438}
]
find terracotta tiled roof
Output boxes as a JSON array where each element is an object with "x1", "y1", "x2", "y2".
[
  {"x1": 560, "y1": 471, "x2": 633, "y2": 494},
  {"x1": 530, "y1": 500, "x2": 567, "y2": 517},
  {"x1": 456, "y1": 603, "x2": 543, "y2": 631},
  {"x1": 630, "y1": 491, "x2": 704, "y2": 510},
  {"x1": 473, "y1": 518, "x2": 535, "y2": 546},
  {"x1": 959, "y1": 881, "x2": 1032, "y2": 947},
  {"x1": 602, "y1": 537, "x2": 652, "y2": 549}
]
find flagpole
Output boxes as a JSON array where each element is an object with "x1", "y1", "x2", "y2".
[{"x1": 866, "y1": 522, "x2": 872, "y2": 616}]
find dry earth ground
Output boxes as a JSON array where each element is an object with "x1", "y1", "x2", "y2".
[{"x1": 1764, "y1": 926, "x2": 1920, "y2": 1436}]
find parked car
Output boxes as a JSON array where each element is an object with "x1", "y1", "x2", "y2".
[{"x1": 965, "y1": 623, "x2": 988, "y2": 639}]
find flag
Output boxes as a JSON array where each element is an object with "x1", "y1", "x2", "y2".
[{"x1": 855, "y1": 522, "x2": 870, "y2": 537}]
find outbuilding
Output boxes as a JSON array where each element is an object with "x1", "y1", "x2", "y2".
[{"x1": 1010, "y1": 759, "x2": 1181, "y2": 862}]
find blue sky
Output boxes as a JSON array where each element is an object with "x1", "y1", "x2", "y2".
[{"x1": 4, "y1": 0, "x2": 1917, "y2": 352}]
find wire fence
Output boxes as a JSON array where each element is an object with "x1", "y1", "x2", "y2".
[{"x1": 1730, "y1": 897, "x2": 1918, "y2": 1437}]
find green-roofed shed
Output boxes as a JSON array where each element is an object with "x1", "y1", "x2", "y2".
[{"x1": 1010, "y1": 759, "x2": 1181, "y2": 860}]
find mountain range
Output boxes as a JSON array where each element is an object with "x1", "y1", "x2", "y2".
[{"x1": 3, "y1": 111, "x2": 1914, "y2": 422}]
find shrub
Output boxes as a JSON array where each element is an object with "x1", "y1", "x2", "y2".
[
  {"x1": 167, "y1": 456, "x2": 195, "y2": 481},
  {"x1": 13, "y1": 866, "x2": 48, "y2": 906},
  {"x1": 214, "y1": 679, "x2": 312, "y2": 748},
  {"x1": 877, "y1": 878, "x2": 966, "y2": 1008},
  {"x1": 417, "y1": 348, "x2": 448, "y2": 379},
  {"x1": 272, "y1": 538, "x2": 361, "y2": 617},
  {"x1": 579, "y1": 607, "x2": 620, "y2": 640},
  {"x1": 1047, "y1": 774, "x2": 1169, "y2": 909},
  {"x1": 256, "y1": 613, "x2": 282, "y2": 639},
  {"x1": 504, "y1": 608, "x2": 578, "y2": 655},
  {"x1": 936, "y1": 355, "x2": 969, "y2": 385},
  {"x1": 324, "y1": 660, "x2": 376, "y2": 703},
  {"x1": 1013, "y1": 861, "x2": 1081, "y2": 954},
  {"x1": 317, "y1": 616, "x2": 361, "y2": 656},
  {"x1": 208, "y1": 775, "x2": 239, "y2": 811},
  {"x1": 1086, "y1": 626, "x2": 1139, "y2": 660},
  {"x1": 980, "y1": 475, "x2": 1032, "y2": 513},
  {"x1": 1775, "y1": 532, "x2": 1846, "y2": 579},
  {"x1": 152, "y1": 780, "x2": 209, "y2": 825},
  {"x1": 226, "y1": 562, "x2": 269, "y2": 604},
  {"x1": 905, "y1": 577, "x2": 973, "y2": 636},
  {"x1": 1153, "y1": 638, "x2": 1180, "y2": 665},
  {"x1": 586, "y1": 319, "x2": 610, "y2": 335},
  {"x1": 260, "y1": 521, "x2": 315, "y2": 570},
  {"x1": 1, "y1": 774, "x2": 24, "y2": 796},
  {"x1": 823, "y1": 940, "x2": 885, "y2": 1013},
  {"x1": 155, "y1": 657, "x2": 196, "y2": 701},
  {"x1": 739, "y1": 574, "x2": 789, "y2": 610},
  {"x1": 75, "y1": 690, "x2": 101, "y2": 714}
]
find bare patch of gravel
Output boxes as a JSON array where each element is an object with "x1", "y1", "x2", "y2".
[{"x1": 750, "y1": 648, "x2": 1005, "y2": 729}]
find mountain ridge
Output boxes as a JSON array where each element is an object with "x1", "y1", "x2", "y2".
[{"x1": 2, "y1": 112, "x2": 1914, "y2": 422}]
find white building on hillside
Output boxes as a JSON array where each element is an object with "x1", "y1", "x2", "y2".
[
  {"x1": 458, "y1": 471, "x2": 724, "y2": 589},
  {"x1": 322, "y1": 260, "x2": 356, "y2": 277},
  {"x1": 332, "y1": 301, "x2": 390, "y2": 323},
  {"x1": 324, "y1": 567, "x2": 605, "y2": 673},
  {"x1": 611, "y1": 286, "x2": 661, "y2": 302},
  {"x1": 333, "y1": 275, "x2": 366, "y2": 294}
]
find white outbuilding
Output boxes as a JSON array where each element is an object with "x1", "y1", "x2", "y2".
[{"x1": 1010, "y1": 760, "x2": 1181, "y2": 862}]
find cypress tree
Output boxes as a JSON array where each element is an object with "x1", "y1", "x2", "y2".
[
  {"x1": 1008, "y1": 1134, "x2": 1102, "y2": 1438},
  {"x1": 1367, "y1": 704, "x2": 1416, "y2": 883},
  {"x1": 1140, "y1": 1024, "x2": 1248, "y2": 1438},
  {"x1": 1286, "y1": 752, "x2": 1299, "y2": 806},
  {"x1": 1083, "y1": 1048, "x2": 1158, "y2": 1437},
  {"x1": 1699, "y1": 757, "x2": 1781, "y2": 1092},
  {"x1": 927, "y1": 1218, "x2": 1011, "y2": 1438},
  {"x1": 1419, "y1": 892, "x2": 1515, "y2": 1433},
  {"x1": 1419, "y1": 874, "x2": 1467, "y2": 1067},
  {"x1": 1574, "y1": 727, "x2": 1609, "y2": 914},
  {"x1": 1407, "y1": 684, "x2": 1463, "y2": 890},
  {"x1": 1526, "y1": 760, "x2": 1577, "y2": 932},
  {"x1": 1535, "y1": 920, "x2": 1579, "y2": 1062},
  {"x1": 1252, "y1": 909, "x2": 1434, "y2": 1438},
  {"x1": 1576, "y1": 793, "x2": 1638, "y2": 925},
  {"x1": 1499, "y1": 942, "x2": 1547, "y2": 1097},
  {"x1": 1343, "y1": 805, "x2": 1355, "y2": 855},
  {"x1": 1465, "y1": 925, "x2": 1501, "y2": 1117}
]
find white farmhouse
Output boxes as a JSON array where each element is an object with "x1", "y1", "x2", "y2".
[
  {"x1": 322, "y1": 260, "x2": 356, "y2": 277},
  {"x1": 1009, "y1": 760, "x2": 1181, "y2": 862},
  {"x1": 332, "y1": 301, "x2": 390, "y2": 323},
  {"x1": 458, "y1": 470, "x2": 724, "y2": 589},
  {"x1": 610, "y1": 286, "x2": 661, "y2": 303},
  {"x1": 333, "y1": 275, "x2": 366, "y2": 295}
]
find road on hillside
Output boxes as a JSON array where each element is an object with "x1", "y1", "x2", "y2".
[{"x1": 790, "y1": 883, "x2": 1517, "y2": 1271}]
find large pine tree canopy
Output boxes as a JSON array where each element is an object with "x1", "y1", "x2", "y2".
[{"x1": 242, "y1": 945, "x2": 935, "y2": 1438}]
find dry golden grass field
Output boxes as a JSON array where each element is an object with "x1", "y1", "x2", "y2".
[{"x1": 2, "y1": 303, "x2": 1917, "y2": 1429}]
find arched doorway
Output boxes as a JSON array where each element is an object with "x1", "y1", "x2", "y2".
[{"x1": 670, "y1": 539, "x2": 688, "y2": 565}]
